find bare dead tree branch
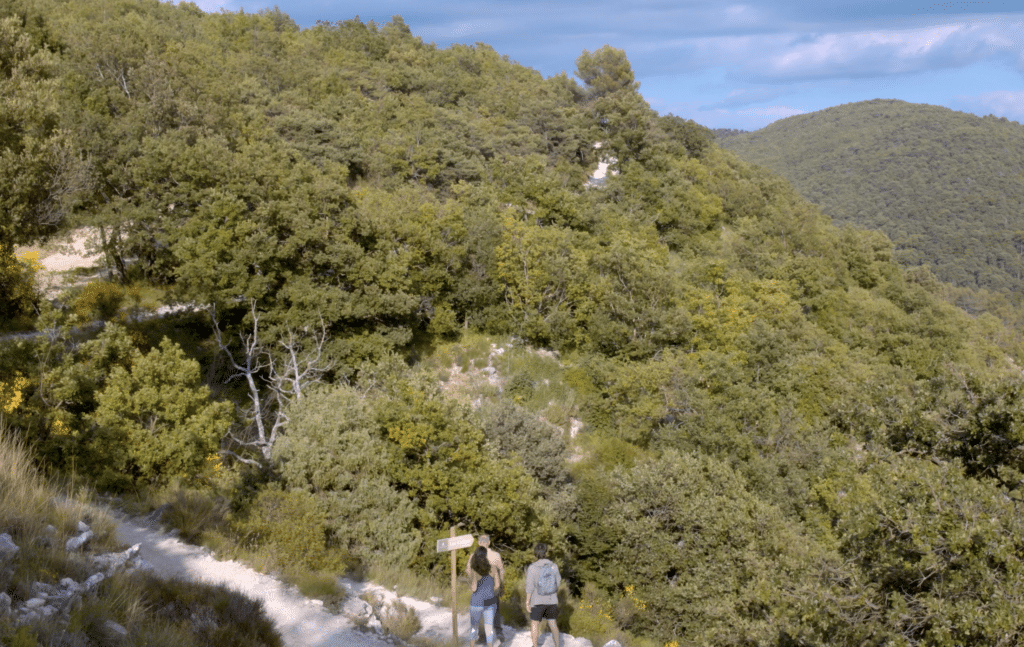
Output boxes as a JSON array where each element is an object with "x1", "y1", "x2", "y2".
[{"x1": 210, "y1": 299, "x2": 332, "y2": 466}]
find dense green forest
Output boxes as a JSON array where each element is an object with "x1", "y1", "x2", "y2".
[
  {"x1": 717, "y1": 100, "x2": 1024, "y2": 306},
  {"x1": 4, "y1": 1, "x2": 1024, "y2": 646}
]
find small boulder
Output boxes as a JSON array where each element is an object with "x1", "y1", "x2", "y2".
[
  {"x1": 77, "y1": 521, "x2": 90, "y2": 534},
  {"x1": 83, "y1": 572, "x2": 105, "y2": 591},
  {"x1": 93, "y1": 543, "x2": 140, "y2": 575},
  {"x1": 65, "y1": 530, "x2": 93, "y2": 552},
  {"x1": 0, "y1": 533, "x2": 19, "y2": 558},
  {"x1": 343, "y1": 597, "x2": 372, "y2": 618},
  {"x1": 102, "y1": 620, "x2": 129, "y2": 641},
  {"x1": 144, "y1": 504, "x2": 171, "y2": 527}
]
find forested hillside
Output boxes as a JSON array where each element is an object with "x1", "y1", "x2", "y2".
[
  {"x1": 718, "y1": 100, "x2": 1024, "y2": 302},
  {"x1": 4, "y1": 2, "x2": 1024, "y2": 646}
]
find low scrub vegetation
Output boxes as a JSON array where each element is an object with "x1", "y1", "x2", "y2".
[{"x1": 4, "y1": 2, "x2": 1024, "y2": 645}]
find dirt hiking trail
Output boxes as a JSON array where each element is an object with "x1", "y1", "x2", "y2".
[{"x1": 115, "y1": 515, "x2": 580, "y2": 647}]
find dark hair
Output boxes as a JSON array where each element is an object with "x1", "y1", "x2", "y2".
[
  {"x1": 471, "y1": 546, "x2": 490, "y2": 576},
  {"x1": 534, "y1": 542, "x2": 548, "y2": 560}
]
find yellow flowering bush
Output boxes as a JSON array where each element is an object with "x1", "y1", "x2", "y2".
[
  {"x1": 0, "y1": 375, "x2": 28, "y2": 414},
  {"x1": 567, "y1": 583, "x2": 627, "y2": 647},
  {"x1": 1, "y1": 375, "x2": 29, "y2": 432}
]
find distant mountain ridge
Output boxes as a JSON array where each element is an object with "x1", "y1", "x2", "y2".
[{"x1": 718, "y1": 99, "x2": 1024, "y2": 301}]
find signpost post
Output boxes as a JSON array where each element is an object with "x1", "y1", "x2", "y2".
[{"x1": 437, "y1": 528, "x2": 475, "y2": 645}]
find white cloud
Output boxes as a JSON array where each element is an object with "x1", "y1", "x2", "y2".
[
  {"x1": 634, "y1": 16, "x2": 1024, "y2": 82},
  {"x1": 764, "y1": 24, "x2": 960, "y2": 76},
  {"x1": 756, "y1": 20, "x2": 1024, "y2": 80},
  {"x1": 700, "y1": 87, "x2": 789, "y2": 110},
  {"x1": 955, "y1": 90, "x2": 1024, "y2": 121}
]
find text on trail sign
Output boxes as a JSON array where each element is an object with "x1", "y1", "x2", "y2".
[{"x1": 436, "y1": 534, "x2": 474, "y2": 552}]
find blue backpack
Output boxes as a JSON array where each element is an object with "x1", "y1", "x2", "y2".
[{"x1": 536, "y1": 561, "x2": 558, "y2": 596}]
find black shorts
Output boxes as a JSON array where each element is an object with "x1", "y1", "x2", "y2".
[{"x1": 530, "y1": 604, "x2": 559, "y2": 621}]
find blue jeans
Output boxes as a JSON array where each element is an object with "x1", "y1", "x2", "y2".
[{"x1": 469, "y1": 603, "x2": 496, "y2": 644}]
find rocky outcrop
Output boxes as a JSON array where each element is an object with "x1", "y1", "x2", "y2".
[{"x1": 0, "y1": 521, "x2": 151, "y2": 631}]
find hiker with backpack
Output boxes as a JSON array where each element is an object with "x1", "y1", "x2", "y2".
[{"x1": 525, "y1": 542, "x2": 561, "y2": 647}]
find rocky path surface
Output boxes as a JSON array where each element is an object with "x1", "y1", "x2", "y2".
[
  {"x1": 115, "y1": 515, "x2": 579, "y2": 647},
  {"x1": 115, "y1": 516, "x2": 378, "y2": 647}
]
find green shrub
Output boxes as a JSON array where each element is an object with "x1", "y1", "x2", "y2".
[
  {"x1": 129, "y1": 571, "x2": 283, "y2": 647},
  {"x1": 160, "y1": 487, "x2": 229, "y2": 545},
  {"x1": 282, "y1": 568, "x2": 344, "y2": 600},
  {"x1": 72, "y1": 280, "x2": 125, "y2": 321},
  {"x1": 381, "y1": 599, "x2": 422, "y2": 641},
  {"x1": 506, "y1": 373, "x2": 535, "y2": 401},
  {"x1": 0, "y1": 249, "x2": 39, "y2": 330},
  {"x1": 481, "y1": 400, "x2": 571, "y2": 489},
  {"x1": 240, "y1": 487, "x2": 330, "y2": 571},
  {"x1": 90, "y1": 337, "x2": 234, "y2": 486},
  {"x1": 564, "y1": 583, "x2": 631, "y2": 647},
  {"x1": 273, "y1": 385, "x2": 422, "y2": 567}
]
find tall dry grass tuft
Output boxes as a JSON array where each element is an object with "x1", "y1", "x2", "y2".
[{"x1": 0, "y1": 430, "x2": 49, "y2": 539}]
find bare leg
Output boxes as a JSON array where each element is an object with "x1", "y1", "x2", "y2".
[
  {"x1": 494, "y1": 597, "x2": 504, "y2": 640},
  {"x1": 530, "y1": 619, "x2": 540, "y2": 647},
  {"x1": 550, "y1": 619, "x2": 560, "y2": 647}
]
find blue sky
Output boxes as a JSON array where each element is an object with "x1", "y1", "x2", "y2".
[{"x1": 186, "y1": 0, "x2": 1024, "y2": 130}]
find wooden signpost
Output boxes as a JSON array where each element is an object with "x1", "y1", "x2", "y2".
[{"x1": 437, "y1": 528, "x2": 475, "y2": 644}]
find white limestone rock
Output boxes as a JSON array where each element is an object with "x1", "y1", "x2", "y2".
[
  {"x1": 93, "y1": 543, "x2": 140, "y2": 575},
  {"x1": 65, "y1": 529, "x2": 93, "y2": 552},
  {"x1": 0, "y1": 533, "x2": 19, "y2": 558},
  {"x1": 84, "y1": 572, "x2": 105, "y2": 591},
  {"x1": 102, "y1": 619, "x2": 129, "y2": 641}
]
